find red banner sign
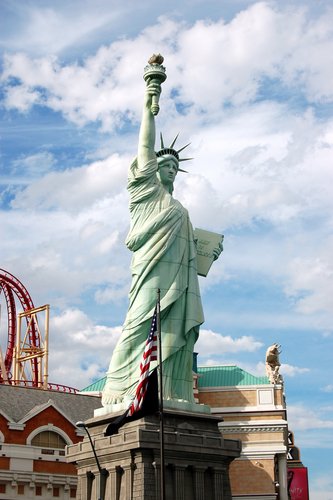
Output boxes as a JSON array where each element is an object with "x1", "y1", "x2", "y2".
[{"x1": 288, "y1": 467, "x2": 309, "y2": 500}]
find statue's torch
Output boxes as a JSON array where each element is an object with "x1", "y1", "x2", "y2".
[{"x1": 143, "y1": 54, "x2": 167, "y2": 116}]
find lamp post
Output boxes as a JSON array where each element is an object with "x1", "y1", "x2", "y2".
[{"x1": 76, "y1": 421, "x2": 108, "y2": 500}]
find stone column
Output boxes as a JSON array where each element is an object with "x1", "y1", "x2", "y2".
[
  {"x1": 193, "y1": 466, "x2": 206, "y2": 500},
  {"x1": 25, "y1": 479, "x2": 35, "y2": 499},
  {"x1": 174, "y1": 464, "x2": 186, "y2": 500},
  {"x1": 45, "y1": 481, "x2": 53, "y2": 499},
  {"x1": 152, "y1": 461, "x2": 160, "y2": 499},
  {"x1": 123, "y1": 463, "x2": 134, "y2": 499},
  {"x1": 63, "y1": 483, "x2": 70, "y2": 500},
  {"x1": 80, "y1": 471, "x2": 94, "y2": 500},
  {"x1": 107, "y1": 465, "x2": 121, "y2": 499},
  {"x1": 278, "y1": 453, "x2": 288, "y2": 500},
  {"x1": 213, "y1": 468, "x2": 224, "y2": 500}
]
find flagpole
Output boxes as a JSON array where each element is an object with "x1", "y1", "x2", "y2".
[{"x1": 157, "y1": 289, "x2": 165, "y2": 500}]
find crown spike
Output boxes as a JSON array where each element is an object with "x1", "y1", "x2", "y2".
[
  {"x1": 169, "y1": 133, "x2": 179, "y2": 149},
  {"x1": 155, "y1": 132, "x2": 193, "y2": 172},
  {"x1": 177, "y1": 142, "x2": 191, "y2": 154}
]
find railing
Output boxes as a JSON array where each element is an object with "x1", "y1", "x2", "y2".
[{"x1": 2, "y1": 379, "x2": 78, "y2": 393}]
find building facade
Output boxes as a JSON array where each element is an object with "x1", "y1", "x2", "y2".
[
  {"x1": 197, "y1": 365, "x2": 288, "y2": 500},
  {"x1": 1, "y1": 365, "x2": 295, "y2": 499},
  {"x1": 0, "y1": 385, "x2": 100, "y2": 499}
]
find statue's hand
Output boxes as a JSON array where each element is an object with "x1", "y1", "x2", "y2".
[
  {"x1": 144, "y1": 80, "x2": 161, "y2": 110},
  {"x1": 213, "y1": 241, "x2": 223, "y2": 261}
]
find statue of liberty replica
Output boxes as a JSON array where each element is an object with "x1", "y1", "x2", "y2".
[
  {"x1": 68, "y1": 56, "x2": 239, "y2": 500},
  {"x1": 102, "y1": 55, "x2": 222, "y2": 409}
]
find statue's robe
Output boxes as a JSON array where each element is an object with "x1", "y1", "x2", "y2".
[{"x1": 102, "y1": 157, "x2": 204, "y2": 405}]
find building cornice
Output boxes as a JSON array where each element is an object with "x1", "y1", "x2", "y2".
[
  {"x1": 210, "y1": 405, "x2": 285, "y2": 413},
  {"x1": 199, "y1": 384, "x2": 282, "y2": 392},
  {"x1": 219, "y1": 424, "x2": 287, "y2": 434}
]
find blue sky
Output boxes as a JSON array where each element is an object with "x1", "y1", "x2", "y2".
[{"x1": 1, "y1": 1, "x2": 333, "y2": 497}]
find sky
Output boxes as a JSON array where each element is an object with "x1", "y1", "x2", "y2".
[{"x1": 0, "y1": 0, "x2": 332, "y2": 497}]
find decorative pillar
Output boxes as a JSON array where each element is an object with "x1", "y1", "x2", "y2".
[
  {"x1": 213, "y1": 468, "x2": 224, "y2": 500},
  {"x1": 193, "y1": 466, "x2": 206, "y2": 500},
  {"x1": 123, "y1": 463, "x2": 134, "y2": 499},
  {"x1": 152, "y1": 460, "x2": 160, "y2": 499},
  {"x1": 82, "y1": 471, "x2": 94, "y2": 500},
  {"x1": 174, "y1": 464, "x2": 186, "y2": 500},
  {"x1": 63, "y1": 483, "x2": 70, "y2": 500},
  {"x1": 107, "y1": 465, "x2": 121, "y2": 499},
  {"x1": 28, "y1": 476, "x2": 36, "y2": 499},
  {"x1": 278, "y1": 453, "x2": 288, "y2": 500}
]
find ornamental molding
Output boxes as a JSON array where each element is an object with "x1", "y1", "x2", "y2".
[
  {"x1": 220, "y1": 425, "x2": 286, "y2": 434},
  {"x1": 219, "y1": 419, "x2": 287, "y2": 426},
  {"x1": 210, "y1": 405, "x2": 285, "y2": 413},
  {"x1": 199, "y1": 384, "x2": 282, "y2": 392},
  {"x1": 7, "y1": 422, "x2": 25, "y2": 430},
  {"x1": 0, "y1": 470, "x2": 77, "y2": 486}
]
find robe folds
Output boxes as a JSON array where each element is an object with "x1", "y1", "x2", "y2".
[{"x1": 102, "y1": 157, "x2": 204, "y2": 405}]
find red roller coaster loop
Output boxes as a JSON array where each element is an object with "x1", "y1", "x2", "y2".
[{"x1": 0, "y1": 269, "x2": 40, "y2": 385}]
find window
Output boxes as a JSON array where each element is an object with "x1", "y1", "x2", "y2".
[
  {"x1": 18, "y1": 484, "x2": 25, "y2": 495},
  {"x1": 0, "y1": 484, "x2": 6, "y2": 493},
  {"x1": 70, "y1": 488, "x2": 77, "y2": 498},
  {"x1": 31, "y1": 431, "x2": 67, "y2": 449},
  {"x1": 36, "y1": 485, "x2": 42, "y2": 496},
  {"x1": 53, "y1": 487, "x2": 60, "y2": 497}
]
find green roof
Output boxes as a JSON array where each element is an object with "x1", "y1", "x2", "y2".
[
  {"x1": 80, "y1": 376, "x2": 107, "y2": 393},
  {"x1": 80, "y1": 365, "x2": 269, "y2": 393},
  {"x1": 197, "y1": 365, "x2": 269, "y2": 387}
]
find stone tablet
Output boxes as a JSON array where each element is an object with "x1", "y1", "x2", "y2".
[{"x1": 194, "y1": 228, "x2": 224, "y2": 277}]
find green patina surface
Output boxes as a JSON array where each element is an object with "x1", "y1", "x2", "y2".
[
  {"x1": 197, "y1": 365, "x2": 269, "y2": 387},
  {"x1": 81, "y1": 365, "x2": 269, "y2": 393},
  {"x1": 101, "y1": 59, "x2": 207, "y2": 407}
]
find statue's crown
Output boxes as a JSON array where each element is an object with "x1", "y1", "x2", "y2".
[{"x1": 156, "y1": 133, "x2": 193, "y2": 173}]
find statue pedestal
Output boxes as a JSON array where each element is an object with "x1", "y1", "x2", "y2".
[{"x1": 67, "y1": 408, "x2": 241, "y2": 500}]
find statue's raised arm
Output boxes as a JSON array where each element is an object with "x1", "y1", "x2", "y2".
[
  {"x1": 137, "y1": 54, "x2": 166, "y2": 168},
  {"x1": 137, "y1": 81, "x2": 160, "y2": 168}
]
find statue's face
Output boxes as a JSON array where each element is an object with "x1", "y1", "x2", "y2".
[{"x1": 157, "y1": 157, "x2": 178, "y2": 187}]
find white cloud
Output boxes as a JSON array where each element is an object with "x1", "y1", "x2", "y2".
[
  {"x1": 0, "y1": 203, "x2": 131, "y2": 308},
  {"x1": 311, "y1": 489, "x2": 333, "y2": 500},
  {"x1": 48, "y1": 308, "x2": 122, "y2": 389},
  {"x1": 95, "y1": 283, "x2": 130, "y2": 304},
  {"x1": 311, "y1": 473, "x2": 333, "y2": 500},
  {"x1": 285, "y1": 254, "x2": 333, "y2": 315},
  {"x1": 288, "y1": 404, "x2": 333, "y2": 431},
  {"x1": 3, "y1": 83, "x2": 40, "y2": 112},
  {"x1": 11, "y1": 151, "x2": 56, "y2": 180},
  {"x1": 252, "y1": 361, "x2": 310, "y2": 378},
  {"x1": 1, "y1": 2, "x2": 127, "y2": 56},
  {"x1": 322, "y1": 385, "x2": 333, "y2": 393},
  {"x1": 196, "y1": 329, "x2": 263, "y2": 357},
  {"x1": 10, "y1": 153, "x2": 129, "y2": 211},
  {"x1": 280, "y1": 363, "x2": 310, "y2": 377},
  {"x1": 2, "y1": 4, "x2": 333, "y2": 128}
]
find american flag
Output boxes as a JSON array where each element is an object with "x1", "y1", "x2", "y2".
[{"x1": 127, "y1": 308, "x2": 158, "y2": 416}]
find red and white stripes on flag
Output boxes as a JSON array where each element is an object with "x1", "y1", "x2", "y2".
[{"x1": 127, "y1": 308, "x2": 158, "y2": 416}]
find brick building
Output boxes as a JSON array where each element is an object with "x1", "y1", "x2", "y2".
[
  {"x1": 197, "y1": 365, "x2": 288, "y2": 500},
  {"x1": 0, "y1": 385, "x2": 100, "y2": 499}
]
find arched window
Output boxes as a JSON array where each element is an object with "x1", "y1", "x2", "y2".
[{"x1": 31, "y1": 430, "x2": 67, "y2": 449}]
